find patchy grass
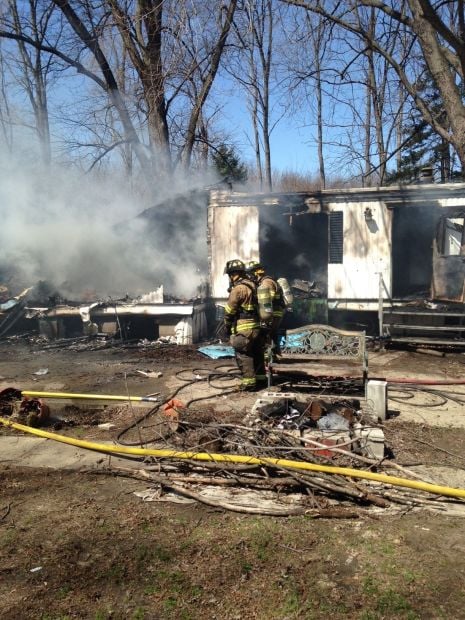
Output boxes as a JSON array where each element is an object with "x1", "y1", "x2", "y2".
[{"x1": 1, "y1": 467, "x2": 465, "y2": 620}]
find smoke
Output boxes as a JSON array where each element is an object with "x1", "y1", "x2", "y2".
[
  {"x1": 0, "y1": 153, "x2": 216, "y2": 300},
  {"x1": 292, "y1": 253, "x2": 310, "y2": 269}
]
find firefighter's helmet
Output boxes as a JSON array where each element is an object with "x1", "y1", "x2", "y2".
[
  {"x1": 245, "y1": 260, "x2": 264, "y2": 274},
  {"x1": 224, "y1": 259, "x2": 246, "y2": 275}
]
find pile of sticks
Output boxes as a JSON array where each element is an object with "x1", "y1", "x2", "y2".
[{"x1": 94, "y1": 416, "x2": 458, "y2": 516}]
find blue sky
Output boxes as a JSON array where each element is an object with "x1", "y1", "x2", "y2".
[
  {"x1": 215, "y1": 67, "x2": 368, "y2": 181},
  {"x1": 220, "y1": 89, "x2": 319, "y2": 175}
]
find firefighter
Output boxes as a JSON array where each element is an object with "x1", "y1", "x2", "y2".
[
  {"x1": 245, "y1": 261, "x2": 286, "y2": 356},
  {"x1": 223, "y1": 259, "x2": 266, "y2": 391}
]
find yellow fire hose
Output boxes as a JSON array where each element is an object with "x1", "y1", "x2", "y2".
[
  {"x1": 21, "y1": 390, "x2": 159, "y2": 403},
  {"x1": 1, "y1": 416, "x2": 465, "y2": 501}
]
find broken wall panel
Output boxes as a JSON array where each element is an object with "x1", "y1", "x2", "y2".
[
  {"x1": 431, "y1": 253, "x2": 465, "y2": 302},
  {"x1": 431, "y1": 209, "x2": 465, "y2": 302}
]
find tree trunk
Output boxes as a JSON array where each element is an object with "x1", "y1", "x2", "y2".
[
  {"x1": 180, "y1": 0, "x2": 238, "y2": 169},
  {"x1": 251, "y1": 92, "x2": 263, "y2": 189},
  {"x1": 53, "y1": 0, "x2": 153, "y2": 180},
  {"x1": 312, "y1": 15, "x2": 325, "y2": 189},
  {"x1": 365, "y1": 9, "x2": 386, "y2": 184},
  {"x1": 139, "y1": 0, "x2": 171, "y2": 175},
  {"x1": 262, "y1": 81, "x2": 272, "y2": 191},
  {"x1": 364, "y1": 81, "x2": 372, "y2": 186},
  {"x1": 408, "y1": 0, "x2": 465, "y2": 174},
  {"x1": 258, "y1": 0, "x2": 273, "y2": 191},
  {"x1": 396, "y1": 83, "x2": 403, "y2": 176}
]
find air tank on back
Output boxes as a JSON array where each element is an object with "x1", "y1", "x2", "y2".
[
  {"x1": 277, "y1": 277, "x2": 293, "y2": 307},
  {"x1": 257, "y1": 283, "x2": 273, "y2": 322}
]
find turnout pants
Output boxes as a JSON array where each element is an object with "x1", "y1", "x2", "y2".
[
  {"x1": 270, "y1": 314, "x2": 284, "y2": 354},
  {"x1": 231, "y1": 328, "x2": 266, "y2": 387}
]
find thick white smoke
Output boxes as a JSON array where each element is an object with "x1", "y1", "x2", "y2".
[{"x1": 0, "y1": 154, "x2": 216, "y2": 300}]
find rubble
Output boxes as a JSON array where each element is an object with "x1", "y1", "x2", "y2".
[
  {"x1": 0, "y1": 388, "x2": 50, "y2": 427},
  {"x1": 245, "y1": 393, "x2": 384, "y2": 461},
  {"x1": 2, "y1": 336, "x2": 465, "y2": 517},
  {"x1": 0, "y1": 282, "x2": 209, "y2": 345}
]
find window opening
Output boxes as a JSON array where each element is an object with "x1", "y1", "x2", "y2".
[{"x1": 441, "y1": 216, "x2": 465, "y2": 256}]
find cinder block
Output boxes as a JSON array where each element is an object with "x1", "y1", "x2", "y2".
[{"x1": 353, "y1": 424, "x2": 385, "y2": 459}]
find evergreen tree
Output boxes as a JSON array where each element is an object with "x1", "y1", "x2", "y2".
[
  {"x1": 211, "y1": 143, "x2": 248, "y2": 183},
  {"x1": 387, "y1": 72, "x2": 459, "y2": 183}
]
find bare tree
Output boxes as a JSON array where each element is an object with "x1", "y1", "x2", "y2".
[
  {"x1": 0, "y1": 44, "x2": 14, "y2": 152},
  {"x1": 0, "y1": 0, "x2": 59, "y2": 165},
  {"x1": 87, "y1": 0, "x2": 238, "y2": 172},
  {"x1": 0, "y1": 0, "x2": 237, "y2": 185},
  {"x1": 281, "y1": 0, "x2": 465, "y2": 175},
  {"x1": 229, "y1": 0, "x2": 279, "y2": 190}
]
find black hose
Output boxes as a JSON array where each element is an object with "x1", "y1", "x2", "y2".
[
  {"x1": 116, "y1": 364, "x2": 241, "y2": 446},
  {"x1": 388, "y1": 385, "x2": 455, "y2": 408}
]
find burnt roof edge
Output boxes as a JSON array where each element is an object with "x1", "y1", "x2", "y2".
[{"x1": 209, "y1": 182, "x2": 465, "y2": 207}]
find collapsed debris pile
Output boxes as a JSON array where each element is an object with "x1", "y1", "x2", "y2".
[
  {"x1": 0, "y1": 280, "x2": 209, "y2": 345},
  {"x1": 0, "y1": 332, "x2": 208, "y2": 361},
  {"x1": 99, "y1": 392, "x2": 461, "y2": 516},
  {"x1": 3, "y1": 362, "x2": 465, "y2": 516}
]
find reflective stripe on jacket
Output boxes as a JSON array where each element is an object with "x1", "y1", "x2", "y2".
[{"x1": 224, "y1": 279, "x2": 260, "y2": 333}]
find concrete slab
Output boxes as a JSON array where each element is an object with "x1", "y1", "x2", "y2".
[{"x1": 0, "y1": 436, "x2": 138, "y2": 470}]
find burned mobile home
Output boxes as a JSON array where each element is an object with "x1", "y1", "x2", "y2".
[
  {"x1": 5, "y1": 182, "x2": 465, "y2": 346},
  {"x1": 208, "y1": 181, "x2": 465, "y2": 345},
  {"x1": 24, "y1": 287, "x2": 209, "y2": 344}
]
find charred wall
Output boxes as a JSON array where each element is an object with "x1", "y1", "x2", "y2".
[
  {"x1": 258, "y1": 206, "x2": 328, "y2": 294},
  {"x1": 392, "y1": 205, "x2": 439, "y2": 298}
]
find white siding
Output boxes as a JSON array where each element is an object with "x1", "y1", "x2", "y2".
[
  {"x1": 210, "y1": 206, "x2": 259, "y2": 299},
  {"x1": 327, "y1": 201, "x2": 392, "y2": 300}
]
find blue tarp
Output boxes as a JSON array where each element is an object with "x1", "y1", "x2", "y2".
[
  {"x1": 198, "y1": 345, "x2": 235, "y2": 359},
  {"x1": 279, "y1": 333, "x2": 306, "y2": 348},
  {"x1": 0, "y1": 299, "x2": 19, "y2": 312}
]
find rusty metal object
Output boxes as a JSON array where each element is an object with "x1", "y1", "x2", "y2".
[
  {"x1": 0, "y1": 388, "x2": 22, "y2": 416},
  {"x1": 0, "y1": 388, "x2": 49, "y2": 427},
  {"x1": 162, "y1": 398, "x2": 185, "y2": 431},
  {"x1": 20, "y1": 397, "x2": 50, "y2": 428},
  {"x1": 308, "y1": 399, "x2": 326, "y2": 422}
]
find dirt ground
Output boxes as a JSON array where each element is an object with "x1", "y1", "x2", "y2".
[{"x1": 2, "y1": 339, "x2": 465, "y2": 619}]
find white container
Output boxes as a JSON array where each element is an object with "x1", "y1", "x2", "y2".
[{"x1": 366, "y1": 379, "x2": 387, "y2": 421}]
